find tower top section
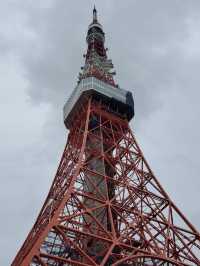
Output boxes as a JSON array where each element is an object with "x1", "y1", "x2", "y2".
[
  {"x1": 88, "y1": 6, "x2": 103, "y2": 33},
  {"x1": 64, "y1": 8, "x2": 134, "y2": 129},
  {"x1": 78, "y1": 7, "x2": 116, "y2": 87}
]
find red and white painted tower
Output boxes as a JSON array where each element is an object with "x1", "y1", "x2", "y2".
[{"x1": 12, "y1": 7, "x2": 200, "y2": 266}]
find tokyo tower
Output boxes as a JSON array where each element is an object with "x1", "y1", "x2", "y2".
[{"x1": 12, "y1": 7, "x2": 200, "y2": 266}]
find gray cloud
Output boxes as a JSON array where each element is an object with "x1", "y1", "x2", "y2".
[{"x1": 1, "y1": 0, "x2": 200, "y2": 265}]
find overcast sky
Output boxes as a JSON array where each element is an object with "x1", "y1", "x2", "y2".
[{"x1": 1, "y1": 1, "x2": 200, "y2": 265}]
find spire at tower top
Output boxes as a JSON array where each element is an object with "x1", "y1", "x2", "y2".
[
  {"x1": 78, "y1": 7, "x2": 117, "y2": 87},
  {"x1": 93, "y1": 5, "x2": 97, "y2": 22}
]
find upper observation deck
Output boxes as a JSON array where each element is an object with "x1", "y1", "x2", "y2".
[{"x1": 63, "y1": 77, "x2": 134, "y2": 129}]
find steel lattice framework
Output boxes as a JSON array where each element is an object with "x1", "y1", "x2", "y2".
[
  {"x1": 12, "y1": 7, "x2": 200, "y2": 266},
  {"x1": 12, "y1": 98, "x2": 200, "y2": 265}
]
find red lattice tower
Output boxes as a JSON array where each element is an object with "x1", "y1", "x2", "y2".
[{"x1": 12, "y1": 7, "x2": 200, "y2": 266}]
